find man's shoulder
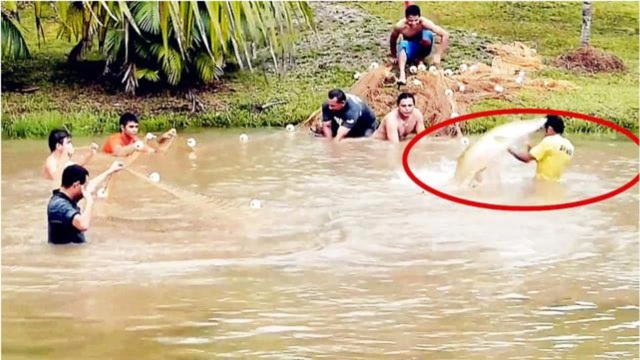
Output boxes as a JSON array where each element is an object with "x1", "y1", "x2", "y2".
[
  {"x1": 393, "y1": 19, "x2": 406, "y2": 30},
  {"x1": 544, "y1": 134, "x2": 571, "y2": 146},
  {"x1": 383, "y1": 111, "x2": 399, "y2": 126},
  {"x1": 559, "y1": 136, "x2": 575, "y2": 152},
  {"x1": 45, "y1": 153, "x2": 57, "y2": 164},
  {"x1": 420, "y1": 16, "x2": 435, "y2": 24},
  {"x1": 47, "y1": 193, "x2": 67, "y2": 214},
  {"x1": 561, "y1": 136, "x2": 574, "y2": 146}
]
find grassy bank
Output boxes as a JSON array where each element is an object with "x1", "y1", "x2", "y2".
[
  {"x1": 2, "y1": 1, "x2": 638, "y2": 139},
  {"x1": 360, "y1": 1, "x2": 639, "y2": 136}
]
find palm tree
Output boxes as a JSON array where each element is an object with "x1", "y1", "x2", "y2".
[
  {"x1": 1, "y1": 1, "x2": 38, "y2": 60},
  {"x1": 4, "y1": 1, "x2": 315, "y2": 110},
  {"x1": 62, "y1": 1, "x2": 315, "y2": 110}
]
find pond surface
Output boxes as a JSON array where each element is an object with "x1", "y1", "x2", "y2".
[{"x1": 2, "y1": 129, "x2": 638, "y2": 359}]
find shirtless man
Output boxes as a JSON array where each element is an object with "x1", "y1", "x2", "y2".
[
  {"x1": 374, "y1": 92, "x2": 425, "y2": 143},
  {"x1": 43, "y1": 128, "x2": 123, "y2": 193},
  {"x1": 42, "y1": 128, "x2": 98, "y2": 181},
  {"x1": 389, "y1": 4, "x2": 450, "y2": 84},
  {"x1": 102, "y1": 112, "x2": 176, "y2": 157}
]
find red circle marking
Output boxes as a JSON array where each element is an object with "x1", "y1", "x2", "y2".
[{"x1": 401, "y1": 108, "x2": 639, "y2": 211}]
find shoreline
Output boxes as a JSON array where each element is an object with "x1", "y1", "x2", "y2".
[{"x1": 2, "y1": 2, "x2": 638, "y2": 139}]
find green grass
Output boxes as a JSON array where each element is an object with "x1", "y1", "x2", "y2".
[{"x1": 2, "y1": 1, "x2": 638, "y2": 138}]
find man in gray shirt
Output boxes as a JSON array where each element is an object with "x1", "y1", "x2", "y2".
[
  {"x1": 47, "y1": 162, "x2": 123, "y2": 245},
  {"x1": 319, "y1": 89, "x2": 378, "y2": 142}
]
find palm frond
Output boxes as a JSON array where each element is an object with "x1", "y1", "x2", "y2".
[{"x1": 1, "y1": 10, "x2": 30, "y2": 59}]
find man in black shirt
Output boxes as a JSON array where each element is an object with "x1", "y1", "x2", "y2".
[
  {"x1": 319, "y1": 89, "x2": 378, "y2": 142},
  {"x1": 47, "y1": 162, "x2": 123, "y2": 245}
]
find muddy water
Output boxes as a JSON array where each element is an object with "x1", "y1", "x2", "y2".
[{"x1": 2, "y1": 129, "x2": 638, "y2": 359}]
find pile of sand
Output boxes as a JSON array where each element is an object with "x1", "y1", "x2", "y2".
[{"x1": 554, "y1": 46, "x2": 626, "y2": 74}]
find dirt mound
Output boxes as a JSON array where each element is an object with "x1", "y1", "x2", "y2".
[
  {"x1": 554, "y1": 46, "x2": 626, "y2": 74},
  {"x1": 302, "y1": 42, "x2": 575, "y2": 136}
]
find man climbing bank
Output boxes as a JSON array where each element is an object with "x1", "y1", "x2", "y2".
[{"x1": 389, "y1": 4, "x2": 450, "y2": 85}]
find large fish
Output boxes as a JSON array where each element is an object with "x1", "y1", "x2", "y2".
[{"x1": 454, "y1": 117, "x2": 547, "y2": 187}]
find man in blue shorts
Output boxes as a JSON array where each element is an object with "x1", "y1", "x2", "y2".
[
  {"x1": 389, "y1": 4, "x2": 450, "y2": 85},
  {"x1": 318, "y1": 89, "x2": 378, "y2": 142}
]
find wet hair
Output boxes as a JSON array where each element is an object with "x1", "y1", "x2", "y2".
[
  {"x1": 327, "y1": 89, "x2": 347, "y2": 103},
  {"x1": 545, "y1": 115, "x2": 565, "y2": 134},
  {"x1": 397, "y1": 92, "x2": 416, "y2": 105},
  {"x1": 61, "y1": 164, "x2": 89, "y2": 188},
  {"x1": 48, "y1": 129, "x2": 71, "y2": 152},
  {"x1": 119, "y1": 112, "x2": 139, "y2": 132},
  {"x1": 405, "y1": 4, "x2": 421, "y2": 18}
]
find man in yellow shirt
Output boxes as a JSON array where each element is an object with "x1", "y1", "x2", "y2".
[{"x1": 508, "y1": 115, "x2": 574, "y2": 181}]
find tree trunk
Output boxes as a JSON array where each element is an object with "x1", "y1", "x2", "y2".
[{"x1": 581, "y1": 2, "x2": 592, "y2": 48}]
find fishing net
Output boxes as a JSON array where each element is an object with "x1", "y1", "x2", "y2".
[
  {"x1": 301, "y1": 41, "x2": 575, "y2": 137},
  {"x1": 80, "y1": 137, "x2": 216, "y2": 209}
]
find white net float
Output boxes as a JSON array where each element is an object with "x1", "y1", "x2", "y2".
[
  {"x1": 97, "y1": 187, "x2": 109, "y2": 198},
  {"x1": 149, "y1": 172, "x2": 160, "y2": 183}
]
